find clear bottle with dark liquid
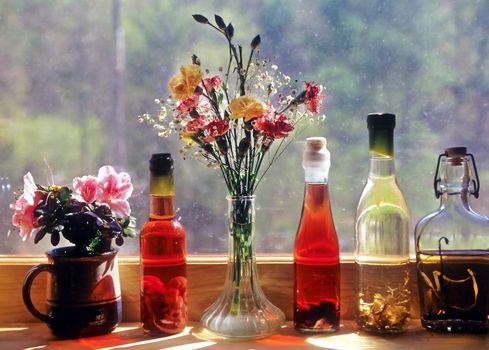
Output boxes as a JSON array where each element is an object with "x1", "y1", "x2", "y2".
[
  {"x1": 140, "y1": 153, "x2": 187, "y2": 335},
  {"x1": 294, "y1": 137, "x2": 340, "y2": 333},
  {"x1": 416, "y1": 147, "x2": 489, "y2": 332}
]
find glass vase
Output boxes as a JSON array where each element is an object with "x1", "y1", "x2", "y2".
[{"x1": 201, "y1": 196, "x2": 285, "y2": 339}]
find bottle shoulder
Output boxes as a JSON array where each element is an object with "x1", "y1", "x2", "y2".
[
  {"x1": 415, "y1": 204, "x2": 489, "y2": 251},
  {"x1": 141, "y1": 218, "x2": 186, "y2": 236},
  {"x1": 356, "y1": 178, "x2": 408, "y2": 215}
]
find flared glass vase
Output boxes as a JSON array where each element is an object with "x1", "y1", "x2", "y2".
[{"x1": 201, "y1": 196, "x2": 285, "y2": 339}]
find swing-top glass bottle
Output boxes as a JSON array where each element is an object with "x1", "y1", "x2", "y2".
[{"x1": 415, "y1": 147, "x2": 489, "y2": 332}]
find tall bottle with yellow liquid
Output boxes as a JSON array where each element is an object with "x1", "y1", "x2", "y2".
[{"x1": 354, "y1": 113, "x2": 411, "y2": 333}]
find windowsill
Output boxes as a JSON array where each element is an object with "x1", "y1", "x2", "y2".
[
  {"x1": 1, "y1": 321, "x2": 487, "y2": 350},
  {"x1": 0, "y1": 255, "x2": 420, "y2": 323}
]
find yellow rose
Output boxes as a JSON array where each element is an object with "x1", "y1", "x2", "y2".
[
  {"x1": 168, "y1": 64, "x2": 202, "y2": 100},
  {"x1": 229, "y1": 96, "x2": 265, "y2": 122}
]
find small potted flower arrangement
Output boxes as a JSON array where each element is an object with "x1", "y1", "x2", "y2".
[{"x1": 12, "y1": 166, "x2": 135, "y2": 338}]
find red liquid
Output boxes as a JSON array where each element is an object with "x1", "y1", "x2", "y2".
[
  {"x1": 294, "y1": 183, "x2": 340, "y2": 332},
  {"x1": 140, "y1": 217, "x2": 187, "y2": 335}
]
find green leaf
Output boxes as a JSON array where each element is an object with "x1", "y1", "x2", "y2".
[
  {"x1": 33, "y1": 227, "x2": 47, "y2": 244},
  {"x1": 50, "y1": 231, "x2": 60, "y2": 246},
  {"x1": 214, "y1": 14, "x2": 226, "y2": 29},
  {"x1": 86, "y1": 236, "x2": 101, "y2": 252},
  {"x1": 58, "y1": 186, "x2": 71, "y2": 203},
  {"x1": 225, "y1": 23, "x2": 234, "y2": 39},
  {"x1": 215, "y1": 88, "x2": 224, "y2": 106},
  {"x1": 192, "y1": 14, "x2": 208, "y2": 24}
]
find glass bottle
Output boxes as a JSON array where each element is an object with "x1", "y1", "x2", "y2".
[
  {"x1": 140, "y1": 153, "x2": 187, "y2": 335},
  {"x1": 415, "y1": 147, "x2": 489, "y2": 332},
  {"x1": 354, "y1": 113, "x2": 411, "y2": 333},
  {"x1": 294, "y1": 137, "x2": 340, "y2": 333}
]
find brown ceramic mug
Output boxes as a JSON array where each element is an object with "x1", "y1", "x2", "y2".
[{"x1": 22, "y1": 246, "x2": 122, "y2": 338}]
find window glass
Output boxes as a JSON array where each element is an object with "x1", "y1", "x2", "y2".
[{"x1": 1, "y1": 1, "x2": 488, "y2": 255}]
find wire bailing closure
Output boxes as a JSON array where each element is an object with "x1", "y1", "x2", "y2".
[{"x1": 434, "y1": 149, "x2": 480, "y2": 199}]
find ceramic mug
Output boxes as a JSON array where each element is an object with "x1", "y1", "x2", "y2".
[{"x1": 22, "y1": 246, "x2": 122, "y2": 338}]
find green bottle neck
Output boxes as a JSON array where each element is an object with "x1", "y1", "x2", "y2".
[
  {"x1": 369, "y1": 127, "x2": 394, "y2": 158},
  {"x1": 149, "y1": 172, "x2": 175, "y2": 219}
]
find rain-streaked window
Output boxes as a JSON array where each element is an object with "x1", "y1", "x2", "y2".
[{"x1": 1, "y1": 1, "x2": 488, "y2": 255}]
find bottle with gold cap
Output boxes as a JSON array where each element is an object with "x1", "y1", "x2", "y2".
[
  {"x1": 140, "y1": 153, "x2": 187, "y2": 335},
  {"x1": 354, "y1": 113, "x2": 411, "y2": 333},
  {"x1": 416, "y1": 147, "x2": 489, "y2": 332},
  {"x1": 294, "y1": 137, "x2": 340, "y2": 333}
]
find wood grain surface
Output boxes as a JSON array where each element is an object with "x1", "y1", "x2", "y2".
[
  {"x1": 0, "y1": 321, "x2": 487, "y2": 350},
  {"x1": 0, "y1": 256, "x2": 421, "y2": 324}
]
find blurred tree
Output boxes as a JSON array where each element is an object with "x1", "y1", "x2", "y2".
[{"x1": 0, "y1": 0, "x2": 488, "y2": 254}]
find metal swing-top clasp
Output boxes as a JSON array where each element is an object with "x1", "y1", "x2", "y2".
[{"x1": 433, "y1": 147, "x2": 480, "y2": 199}]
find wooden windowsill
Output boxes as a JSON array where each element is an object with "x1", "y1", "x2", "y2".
[
  {"x1": 0, "y1": 255, "x2": 420, "y2": 323},
  {"x1": 1, "y1": 321, "x2": 487, "y2": 350}
]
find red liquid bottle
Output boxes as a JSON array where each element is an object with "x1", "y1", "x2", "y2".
[
  {"x1": 294, "y1": 137, "x2": 340, "y2": 333},
  {"x1": 140, "y1": 153, "x2": 187, "y2": 335}
]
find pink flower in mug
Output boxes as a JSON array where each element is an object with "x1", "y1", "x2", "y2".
[
  {"x1": 96, "y1": 166, "x2": 133, "y2": 217},
  {"x1": 202, "y1": 118, "x2": 229, "y2": 142},
  {"x1": 304, "y1": 81, "x2": 324, "y2": 113},
  {"x1": 176, "y1": 95, "x2": 200, "y2": 114},
  {"x1": 22, "y1": 172, "x2": 38, "y2": 205},
  {"x1": 203, "y1": 75, "x2": 222, "y2": 92},
  {"x1": 73, "y1": 175, "x2": 97, "y2": 204},
  {"x1": 253, "y1": 110, "x2": 294, "y2": 139},
  {"x1": 10, "y1": 172, "x2": 43, "y2": 241}
]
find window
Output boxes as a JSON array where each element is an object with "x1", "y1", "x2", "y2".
[{"x1": 1, "y1": 0, "x2": 488, "y2": 256}]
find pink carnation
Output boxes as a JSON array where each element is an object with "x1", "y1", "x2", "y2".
[
  {"x1": 73, "y1": 175, "x2": 98, "y2": 204},
  {"x1": 10, "y1": 173, "x2": 43, "y2": 241},
  {"x1": 185, "y1": 116, "x2": 208, "y2": 134},
  {"x1": 203, "y1": 118, "x2": 229, "y2": 142},
  {"x1": 176, "y1": 95, "x2": 200, "y2": 114},
  {"x1": 96, "y1": 166, "x2": 133, "y2": 217},
  {"x1": 254, "y1": 111, "x2": 294, "y2": 139},
  {"x1": 203, "y1": 75, "x2": 222, "y2": 92},
  {"x1": 304, "y1": 81, "x2": 324, "y2": 113}
]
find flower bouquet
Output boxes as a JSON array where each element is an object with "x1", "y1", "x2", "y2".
[
  {"x1": 11, "y1": 166, "x2": 135, "y2": 253},
  {"x1": 12, "y1": 166, "x2": 135, "y2": 337},
  {"x1": 140, "y1": 13, "x2": 325, "y2": 338}
]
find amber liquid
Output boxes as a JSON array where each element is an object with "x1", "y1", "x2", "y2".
[
  {"x1": 140, "y1": 196, "x2": 187, "y2": 335},
  {"x1": 294, "y1": 183, "x2": 340, "y2": 332},
  {"x1": 417, "y1": 250, "x2": 489, "y2": 332}
]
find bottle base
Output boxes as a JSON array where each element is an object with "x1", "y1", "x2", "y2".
[
  {"x1": 201, "y1": 311, "x2": 285, "y2": 340},
  {"x1": 357, "y1": 322, "x2": 407, "y2": 334},
  {"x1": 421, "y1": 318, "x2": 488, "y2": 333},
  {"x1": 294, "y1": 325, "x2": 339, "y2": 334}
]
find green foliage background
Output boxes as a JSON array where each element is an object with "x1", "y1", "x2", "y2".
[{"x1": 0, "y1": 0, "x2": 488, "y2": 254}]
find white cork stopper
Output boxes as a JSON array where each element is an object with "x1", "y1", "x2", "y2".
[
  {"x1": 303, "y1": 137, "x2": 330, "y2": 169},
  {"x1": 303, "y1": 137, "x2": 331, "y2": 182}
]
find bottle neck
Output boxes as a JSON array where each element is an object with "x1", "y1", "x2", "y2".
[
  {"x1": 368, "y1": 156, "x2": 396, "y2": 178},
  {"x1": 439, "y1": 159, "x2": 471, "y2": 209},
  {"x1": 304, "y1": 167, "x2": 329, "y2": 183},
  {"x1": 368, "y1": 126, "x2": 396, "y2": 178},
  {"x1": 149, "y1": 172, "x2": 175, "y2": 219},
  {"x1": 369, "y1": 127, "x2": 394, "y2": 158}
]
